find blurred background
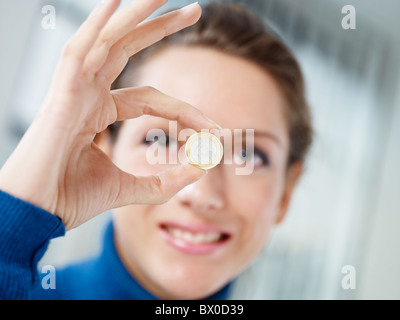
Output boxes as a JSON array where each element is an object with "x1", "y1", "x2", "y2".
[{"x1": 1, "y1": 0, "x2": 399, "y2": 299}]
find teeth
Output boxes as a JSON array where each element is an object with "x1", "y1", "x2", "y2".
[{"x1": 167, "y1": 227, "x2": 222, "y2": 244}]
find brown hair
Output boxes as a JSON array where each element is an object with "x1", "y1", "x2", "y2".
[{"x1": 110, "y1": 2, "x2": 312, "y2": 165}]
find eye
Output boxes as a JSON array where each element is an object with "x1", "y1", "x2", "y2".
[
  {"x1": 233, "y1": 147, "x2": 270, "y2": 168},
  {"x1": 143, "y1": 134, "x2": 176, "y2": 149}
]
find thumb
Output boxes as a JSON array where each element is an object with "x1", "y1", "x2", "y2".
[
  {"x1": 156, "y1": 164, "x2": 207, "y2": 202},
  {"x1": 114, "y1": 164, "x2": 207, "y2": 207}
]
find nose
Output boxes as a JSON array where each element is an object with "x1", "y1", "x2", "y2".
[{"x1": 176, "y1": 167, "x2": 225, "y2": 216}]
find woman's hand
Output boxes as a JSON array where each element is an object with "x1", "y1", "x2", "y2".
[{"x1": 0, "y1": 0, "x2": 217, "y2": 230}]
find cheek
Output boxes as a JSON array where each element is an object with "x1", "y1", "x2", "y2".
[{"x1": 227, "y1": 170, "x2": 285, "y2": 253}]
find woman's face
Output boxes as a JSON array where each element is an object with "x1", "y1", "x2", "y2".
[{"x1": 107, "y1": 47, "x2": 298, "y2": 299}]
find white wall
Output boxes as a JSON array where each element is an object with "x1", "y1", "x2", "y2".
[
  {"x1": 0, "y1": 0, "x2": 39, "y2": 163},
  {"x1": 358, "y1": 75, "x2": 400, "y2": 300}
]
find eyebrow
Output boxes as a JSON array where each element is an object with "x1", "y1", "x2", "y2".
[
  {"x1": 232, "y1": 130, "x2": 282, "y2": 148},
  {"x1": 254, "y1": 131, "x2": 282, "y2": 147}
]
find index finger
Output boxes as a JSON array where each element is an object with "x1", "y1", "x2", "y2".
[{"x1": 111, "y1": 86, "x2": 221, "y2": 131}]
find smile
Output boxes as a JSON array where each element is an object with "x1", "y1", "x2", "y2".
[{"x1": 159, "y1": 223, "x2": 231, "y2": 255}]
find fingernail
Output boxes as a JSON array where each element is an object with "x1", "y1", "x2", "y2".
[
  {"x1": 204, "y1": 116, "x2": 222, "y2": 132},
  {"x1": 210, "y1": 128, "x2": 221, "y2": 136},
  {"x1": 100, "y1": 0, "x2": 117, "y2": 7},
  {"x1": 200, "y1": 168, "x2": 208, "y2": 177},
  {"x1": 180, "y1": 2, "x2": 200, "y2": 14}
]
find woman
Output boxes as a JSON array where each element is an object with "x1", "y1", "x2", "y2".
[{"x1": 0, "y1": 0, "x2": 312, "y2": 299}]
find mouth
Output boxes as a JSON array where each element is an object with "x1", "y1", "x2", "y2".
[{"x1": 159, "y1": 222, "x2": 231, "y2": 255}]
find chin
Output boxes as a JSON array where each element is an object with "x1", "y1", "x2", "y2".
[
  {"x1": 160, "y1": 281, "x2": 226, "y2": 300},
  {"x1": 151, "y1": 264, "x2": 230, "y2": 300}
]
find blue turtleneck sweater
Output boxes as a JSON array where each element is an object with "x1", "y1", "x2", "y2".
[{"x1": 0, "y1": 190, "x2": 230, "y2": 300}]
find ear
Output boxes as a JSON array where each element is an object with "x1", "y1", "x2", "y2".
[
  {"x1": 94, "y1": 129, "x2": 113, "y2": 158},
  {"x1": 274, "y1": 161, "x2": 303, "y2": 225}
]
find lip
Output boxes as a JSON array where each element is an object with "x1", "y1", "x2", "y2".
[{"x1": 159, "y1": 222, "x2": 231, "y2": 255}]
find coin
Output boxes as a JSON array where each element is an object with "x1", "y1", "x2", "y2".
[{"x1": 185, "y1": 132, "x2": 223, "y2": 169}]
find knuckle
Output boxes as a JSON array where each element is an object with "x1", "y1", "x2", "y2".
[
  {"x1": 160, "y1": 25, "x2": 168, "y2": 39},
  {"x1": 62, "y1": 38, "x2": 84, "y2": 63},
  {"x1": 141, "y1": 85, "x2": 158, "y2": 93},
  {"x1": 62, "y1": 40, "x2": 74, "y2": 57},
  {"x1": 151, "y1": 175, "x2": 164, "y2": 200},
  {"x1": 98, "y1": 33, "x2": 113, "y2": 49},
  {"x1": 118, "y1": 45, "x2": 131, "y2": 68}
]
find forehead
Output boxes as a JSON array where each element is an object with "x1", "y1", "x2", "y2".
[{"x1": 128, "y1": 47, "x2": 289, "y2": 145}]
